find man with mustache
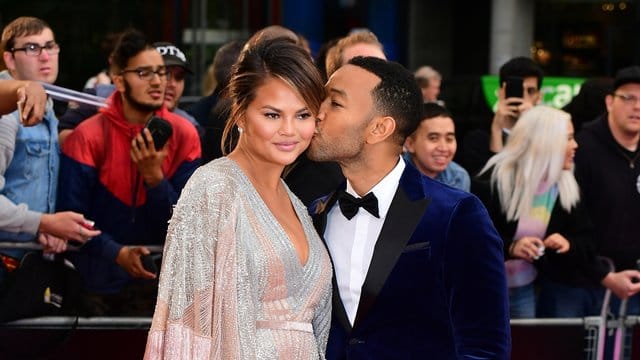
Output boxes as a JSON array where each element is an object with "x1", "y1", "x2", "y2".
[
  {"x1": 308, "y1": 56, "x2": 510, "y2": 359},
  {"x1": 57, "y1": 28, "x2": 201, "y2": 316},
  {"x1": 58, "y1": 41, "x2": 201, "y2": 145}
]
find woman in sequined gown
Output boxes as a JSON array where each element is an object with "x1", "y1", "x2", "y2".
[{"x1": 144, "y1": 37, "x2": 332, "y2": 359}]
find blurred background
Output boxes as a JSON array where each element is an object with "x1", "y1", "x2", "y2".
[{"x1": 0, "y1": 0, "x2": 638, "y2": 132}]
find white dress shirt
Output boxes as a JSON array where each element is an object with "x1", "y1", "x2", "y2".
[{"x1": 325, "y1": 157, "x2": 405, "y2": 325}]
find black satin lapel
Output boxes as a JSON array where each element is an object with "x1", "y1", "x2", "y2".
[
  {"x1": 353, "y1": 186, "x2": 430, "y2": 328},
  {"x1": 332, "y1": 276, "x2": 352, "y2": 332}
]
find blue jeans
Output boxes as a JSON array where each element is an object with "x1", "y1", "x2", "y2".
[
  {"x1": 538, "y1": 280, "x2": 640, "y2": 317},
  {"x1": 509, "y1": 283, "x2": 535, "y2": 318},
  {"x1": 537, "y1": 280, "x2": 602, "y2": 317}
]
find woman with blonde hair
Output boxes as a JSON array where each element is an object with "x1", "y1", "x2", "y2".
[{"x1": 474, "y1": 105, "x2": 635, "y2": 318}]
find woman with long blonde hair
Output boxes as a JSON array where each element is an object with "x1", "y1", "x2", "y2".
[{"x1": 474, "y1": 105, "x2": 627, "y2": 318}]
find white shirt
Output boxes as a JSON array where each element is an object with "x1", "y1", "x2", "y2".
[{"x1": 325, "y1": 158, "x2": 405, "y2": 325}]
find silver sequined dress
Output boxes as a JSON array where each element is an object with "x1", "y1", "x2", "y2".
[{"x1": 145, "y1": 157, "x2": 333, "y2": 359}]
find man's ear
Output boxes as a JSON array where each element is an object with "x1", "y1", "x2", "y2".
[
  {"x1": 112, "y1": 73, "x2": 125, "y2": 93},
  {"x1": 404, "y1": 135, "x2": 416, "y2": 153},
  {"x1": 366, "y1": 116, "x2": 396, "y2": 145},
  {"x1": 605, "y1": 93, "x2": 614, "y2": 113},
  {"x1": 3, "y1": 52, "x2": 15, "y2": 73}
]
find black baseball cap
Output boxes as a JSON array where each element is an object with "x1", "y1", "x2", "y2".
[
  {"x1": 613, "y1": 66, "x2": 640, "y2": 91},
  {"x1": 153, "y1": 42, "x2": 192, "y2": 73}
]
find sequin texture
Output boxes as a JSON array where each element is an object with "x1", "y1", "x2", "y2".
[{"x1": 145, "y1": 157, "x2": 333, "y2": 359}]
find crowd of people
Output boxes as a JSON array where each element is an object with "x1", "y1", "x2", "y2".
[{"x1": 0, "y1": 13, "x2": 639, "y2": 359}]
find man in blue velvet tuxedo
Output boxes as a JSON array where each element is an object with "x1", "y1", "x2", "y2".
[{"x1": 307, "y1": 56, "x2": 511, "y2": 359}]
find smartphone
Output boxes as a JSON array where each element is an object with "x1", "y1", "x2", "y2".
[
  {"x1": 141, "y1": 254, "x2": 161, "y2": 275},
  {"x1": 81, "y1": 219, "x2": 95, "y2": 230},
  {"x1": 145, "y1": 116, "x2": 173, "y2": 149},
  {"x1": 17, "y1": 100, "x2": 25, "y2": 124},
  {"x1": 504, "y1": 77, "x2": 524, "y2": 99}
]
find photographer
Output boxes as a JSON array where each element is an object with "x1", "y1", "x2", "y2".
[{"x1": 460, "y1": 57, "x2": 543, "y2": 176}]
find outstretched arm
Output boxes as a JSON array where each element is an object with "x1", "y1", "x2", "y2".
[{"x1": 0, "y1": 80, "x2": 47, "y2": 126}]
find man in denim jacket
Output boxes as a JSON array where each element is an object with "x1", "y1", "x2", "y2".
[{"x1": 0, "y1": 17, "x2": 99, "y2": 283}]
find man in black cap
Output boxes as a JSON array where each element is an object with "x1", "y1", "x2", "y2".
[
  {"x1": 58, "y1": 40, "x2": 201, "y2": 144},
  {"x1": 152, "y1": 42, "x2": 197, "y2": 127},
  {"x1": 574, "y1": 65, "x2": 640, "y2": 314}
]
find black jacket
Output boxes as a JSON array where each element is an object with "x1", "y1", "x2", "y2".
[
  {"x1": 472, "y1": 173, "x2": 610, "y2": 287},
  {"x1": 574, "y1": 115, "x2": 640, "y2": 271}
]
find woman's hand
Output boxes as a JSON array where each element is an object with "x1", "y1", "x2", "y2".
[
  {"x1": 510, "y1": 236, "x2": 545, "y2": 262},
  {"x1": 543, "y1": 233, "x2": 570, "y2": 254}
]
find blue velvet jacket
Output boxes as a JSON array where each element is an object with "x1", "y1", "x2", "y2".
[{"x1": 310, "y1": 161, "x2": 511, "y2": 359}]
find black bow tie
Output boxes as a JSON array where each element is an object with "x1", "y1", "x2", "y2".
[{"x1": 337, "y1": 190, "x2": 380, "y2": 220}]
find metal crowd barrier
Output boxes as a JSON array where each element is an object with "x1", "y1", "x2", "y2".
[
  {"x1": 0, "y1": 242, "x2": 164, "y2": 253},
  {"x1": 0, "y1": 316, "x2": 152, "y2": 329},
  {"x1": 2, "y1": 245, "x2": 639, "y2": 358}
]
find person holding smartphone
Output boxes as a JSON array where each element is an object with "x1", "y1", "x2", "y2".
[
  {"x1": 57, "y1": 29, "x2": 201, "y2": 316},
  {"x1": 473, "y1": 105, "x2": 640, "y2": 319},
  {"x1": 0, "y1": 17, "x2": 101, "y2": 290},
  {"x1": 460, "y1": 57, "x2": 544, "y2": 176}
]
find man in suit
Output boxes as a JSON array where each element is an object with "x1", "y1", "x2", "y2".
[{"x1": 307, "y1": 56, "x2": 510, "y2": 359}]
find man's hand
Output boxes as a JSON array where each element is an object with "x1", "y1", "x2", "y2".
[
  {"x1": 489, "y1": 92, "x2": 536, "y2": 153},
  {"x1": 16, "y1": 81, "x2": 47, "y2": 126},
  {"x1": 38, "y1": 233, "x2": 67, "y2": 254},
  {"x1": 601, "y1": 271, "x2": 640, "y2": 299},
  {"x1": 115, "y1": 246, "x2": 157, "y2": 279},
  {"x1": 39, "y1": 212, "x2": 102, "y2": 243},
  {"x1": 130, "y1": 128, "x2": 167, "y2": 187}
]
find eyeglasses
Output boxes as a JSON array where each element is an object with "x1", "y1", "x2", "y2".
[
  {"x1": 166, "y1": 67, "x2": 186, "y2": 82},
  {"x1": 614, "y1": 93, "x2": 640, "y2": 106},
  {"x1": 120, "y1": 66, "x2": 167, "y2": 81},
  {"x1": 11, "y1": 41, "x2": 60, "y2": 57}
]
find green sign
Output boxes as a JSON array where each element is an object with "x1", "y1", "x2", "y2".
[{"x1": 481, "y1": 75, "x2": 585, "y2": 112}]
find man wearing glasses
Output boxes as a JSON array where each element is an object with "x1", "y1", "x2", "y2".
[
  {"x1": 0, "y1": 16, "x2": 100, "y2": 290},
  {"x1": 573, "y1": 65, "x2": 640, "y2": 315},
  {"x1": 57, "y1": 28, "x2": 201, "y2": 316},
  {"x1": 58, "y1": 41, "x2": 201, "y2": 144}
]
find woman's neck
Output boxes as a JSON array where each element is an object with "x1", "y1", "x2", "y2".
[{"x1": 228, "y1": 148, "x2": 284, "y2": 192}]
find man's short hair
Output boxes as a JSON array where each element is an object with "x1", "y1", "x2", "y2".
[
  {"x1": 213, "y1": 40, "x2": 244, "y2": 89},
  {"x1": 1, "y1": 16, "x2": 51, "y2": 53},
  {"x1": 498, "y1": 57, "x2": 543, "y2": 89},
  {"x1": 325, "y1": 31, "x2": 384, "y2": 77},
  {"x1": 110, "y1": 28, "x2": 154, "y2": 73},
  {"x1": 422, "y1": 102, "x2": 452, "y2": 121},
  {"x1": 348, "y1": 56, "x2": 423, "y2": 145}
]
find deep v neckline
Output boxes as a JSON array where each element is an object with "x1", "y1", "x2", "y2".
[{"x1": 228, "y1": 158, "x2": 311, "y2": 268}]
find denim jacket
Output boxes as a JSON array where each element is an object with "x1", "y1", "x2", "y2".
[
  {"x1": 402, "y1": 152, "x2": 471, "y2": 192},
  {"x1": 0, "y1": 71, "x2": 60, "y2": 259}
]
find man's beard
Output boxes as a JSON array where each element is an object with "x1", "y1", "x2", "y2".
[
  {"x1": 308, "y1": 132, "x2": 364, "y2": 163},
  {"x1": 123, "y1": 79, "x2": 163, "y2": 113}
]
